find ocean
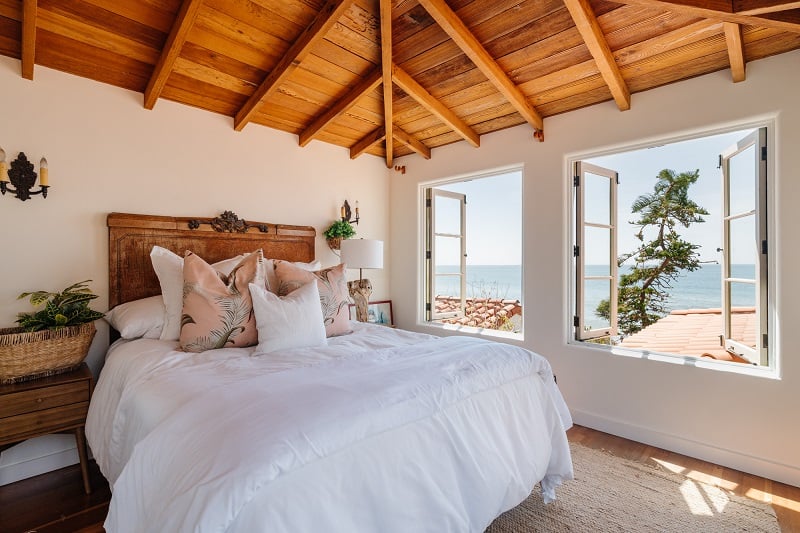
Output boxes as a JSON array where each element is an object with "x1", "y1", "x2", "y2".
[{"x1": 436, "y1": 264, "x2": 756, "y2": 328}]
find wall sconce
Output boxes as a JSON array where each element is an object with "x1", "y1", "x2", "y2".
[
  {"x1": 340, "y1": 199, "x2": 359, "y2": 225},
  {"x1": 0, "y1": 148, "x2": 49, "y2": 201}
]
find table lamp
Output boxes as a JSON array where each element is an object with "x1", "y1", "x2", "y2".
[{"x1": 340, "y1": 239, "x2": 383, "y2": 322}]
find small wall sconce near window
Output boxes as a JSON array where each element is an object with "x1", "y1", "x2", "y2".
[
  {"x1": 340, "y1": 199, "x2": 359, "y2": 226},
  {"x1": 0, "y1": 148, "x2": 49, "y2": 201}
]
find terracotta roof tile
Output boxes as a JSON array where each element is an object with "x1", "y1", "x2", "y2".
[{"x1": 434, "y1": 296, "x2": 522, "y2": 331}]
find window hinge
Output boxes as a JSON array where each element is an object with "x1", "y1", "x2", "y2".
[
  {"x1": 573, "y1": 315, "x2": 580, "y2": 327},
  {"x1": 426, "y1": 198, "x2": 431, "y2": 208},
  {"x1": 573, "y1": 175, "x2": 579, "y2": 187},
  {"x1": 761, "y1": 240, "x2": 768, "y2": 255},
  {"x1": 573, "y1": 244, "x2": 580, "y2": 257},
  {"x1": 762, "y1": 333, "x2": 768, "y2": 349},
  {"x1": 615, "y1": 173, "x2": 619, "y2": 184},
  {"x1": 425, "y1": 250, "x2": 431, "y2": 260},
  {"x1": 425, "y1": 303, "x2": 431, "y2": 312},
  {"x1": 717, "y1": 154, "x2": 722, "y2": 169},
  {"x1": 761, "y1": 146, "x2": 767, "y2": 161}
]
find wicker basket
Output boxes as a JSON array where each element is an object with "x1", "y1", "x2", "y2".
[{"x1": 0, "y1": 322, "x2": 96, "y2": 384}]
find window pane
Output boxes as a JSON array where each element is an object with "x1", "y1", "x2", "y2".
[
  {"x1": 730, "y1": 280, "x2": 756, "y2": 309},
  {"x1": 584, "y1": 226, "x2": 612, "y2": 277},
  {"x1": 434, "y1": 195, "x2": 461, "y2": 235},
  {"x1": 435, "y1": 273, "x2": 462, "y2": 299},
  {"x1": 583, "y1": 279, "x2": 611, "y2": 331},
  {"x1": 728, "y1": 215, "x2": 757, "y2": 268},
  {"x1": 728, "y1": 144, "x2": 756, "y2": 215},
  {"x1": 584, "y1": 172, "x2": 611, "y2": 225},
  {"x1": 729, "y1": 282, "x2": 756, "y2": 348},
  {"x1": 434, "y1": 235, "x2": 461, "y2": 269}
]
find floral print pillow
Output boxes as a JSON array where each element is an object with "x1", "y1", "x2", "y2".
[
  {"x1": 179, "y1": 250, "x2": 266, "y2": 352},
  {"x1": 274, "y1": 262, "x2": 352, "y2": 337}
]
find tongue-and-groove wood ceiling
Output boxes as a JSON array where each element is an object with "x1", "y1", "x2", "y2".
[{"x1": 1, "y1": 0, "x2": 798, "y2": 167}]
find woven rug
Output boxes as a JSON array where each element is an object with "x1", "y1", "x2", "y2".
[{"x1": 487, "y1": 442, "x2": 780, "y2": 532}]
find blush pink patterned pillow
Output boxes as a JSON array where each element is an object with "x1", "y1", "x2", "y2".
[
  {"x1": 274, "y1": 262, "x2": 352, "y2": 337},
  {"x1": 179, "y1": 250, "x2": 266, "y2": 352}
]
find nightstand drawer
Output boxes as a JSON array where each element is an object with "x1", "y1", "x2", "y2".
[
  {"x1": 0, "y1": 381, "x2": 90, "y2": 418},
  {"x1": 0, "y1": 402, "x2": 90, "y2": 445}
]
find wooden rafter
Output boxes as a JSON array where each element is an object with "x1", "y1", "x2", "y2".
[
  {"x1": 143, "y1": 0, "x2": 203, "y2": 110},
  {"x1": 392, "y1": 64, "x2": 480, "y2": 148},
  {"x1": 615, "y1": 0, "x2": 800, "y2": 32},
  {"x1": 21, "y1": 0, "x2": 37, "y2": 80},
  {"x1": 298, "y1": 68, "x2": 382, "y2": 147},
  {"x1": 563, "y1": 0, "x2": 631, "y2": 111},
  {"x1": 234, "y1": 0, "x2": 350, "y2": 131},
  {"x1": 393, "y1": 126, "x2": 431, "y2": 159},
  {"x1": 416, "y1": 0, "x2": 544, "y2": 133},
  {"x1": 723, "y1": 22, "x2": 747, "y2": 82},
  {"x1": 380, "y1": 0, "x2": 394, "y2": 168},
  {"x1": 350, "y1": 127, "x2": 386, "y2": 159}
]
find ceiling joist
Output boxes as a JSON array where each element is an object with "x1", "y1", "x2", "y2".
[
  {"x1": 143, "y1": 0, "x2": 203, "y2": 110},
  {"x1": 380, "y1": 0, "x2": 394, "y2": 168},
  {"x1": 393, "y1": 126, "x2": 431, "y2": 159},
  {"x1": 350, "y1": 127, "x2": 386, "y2": 159},
  {"x1": 416, "y1": 0, "x2": 544, "y2": 133},
  {"x1": 563, "y1": 0, "x2": 631, "y2": 111},
  {"x1": 21, "y1": 0, "x2": 37, "y2": 80},
  {"x1": 234, "y1": 0, "x2": 351, "y2": 131},
  {"x1": 392, "y1": 64, "x2": 480, "y2": 148},
  {"x1": 723, "y1": 22, "x2": 747, "y2": 81}
]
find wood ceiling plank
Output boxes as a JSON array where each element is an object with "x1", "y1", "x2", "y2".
[
  {"x1": 0, "y1": 0, "x2": 22, "y2": 20},
  {"x1": 563, "y1": 0, "x2": 630, "y2": 110},
  {"x1": 735, "y1": 0, "x2": 800, "y2": 14},
  {"x1": 723, "y1": 22, "x2": 747, "y2": 81},
  {"x1": 380, "y1": 0, "x2": 393, "y2": 167},
  {"x1": 393, "y1": 125, "x2": 431, "y2": 158},
  {"x1": 21, "y1": 0, "x2": 35, "y2": 79},
  {"x1": 416, "y1": 0, "x2": 543, "y2": 132},
  {"x1": 248, "y1": 0, "x2": 325, "y2": 25},
  {"x1": 144, "y1": 0, "x2": 202, "y2": 110},
  {"x1": 172, "y1": 56, "x2": 256, "y2": 95},
  {"x1": 299, "y1": 66, "x2": 381, "y2": 146},
  {"x1": 79, "y1": 0, "x2": 179, "y2": 33},
  {"x1": 392, "y1": 63, "x2": 480, "y2": 147},
  {"x1": 205, "y1": 0, "x2": 305, "y2": 42},
  {"x1": 0, "y1": 15, "x2": 21, "y2": 58},
  {"x1": 234, "y1": 0, "x2": 352, "y2": 131},
  {"x1": 314, "y1": 38, "x2": 375, "y2": 75},
  {"x1": 179, "y1": 41, "x2": 264, "y2": 85},
  {"x1": 350, "y1": 127, "x2": 386, "y2": 158}
]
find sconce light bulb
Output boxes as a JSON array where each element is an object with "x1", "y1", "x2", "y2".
[
  {"x1": 40, "y1": 157, "x2": 48, "y2": 169},
  {"x1": 0, "y1": 147, "x2": 5, "y2": 163}
]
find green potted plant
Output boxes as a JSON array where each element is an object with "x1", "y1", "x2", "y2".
[
  {"x1": 323, "y1": 219, "x2": 356, "y2": 250},
  {"x1": 0, "y1": 280, "x2": 104, "y2": 383}
]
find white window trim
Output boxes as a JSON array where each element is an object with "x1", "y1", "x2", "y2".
[{"x1": 564, "y1": 118, "x2": 779, "y2": 380}]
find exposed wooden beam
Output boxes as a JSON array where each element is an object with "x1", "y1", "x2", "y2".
[
  {"x1": 416, "y1": 0, "x2": 544, "y2": 132},
  {"x1": 234, "y1": 0, "x2": 350, "y2": 131},
  {"x1": 143, "y1": 0, "x2": 203, "y2": 110},
  {"x1": 298, "y1": 68, "x2": 382, "y2": 147},
  {"x1": 392, "y1": 64, "x2": 480, "y2": 148},
  {"x1": 350, "y1": 127, "x2": 386, "y2": 159},
  {"x1": 21, "y1": 0, "x2": 37, "y2": 80},
  {"x1": 393, "y1": 126, "x2": 431, "y2": 159},
  {"x1": 723, "y1": 22, "x2": 747, "y2": 82},
  {"x1": 614, "y1": 0, "x2": 800, "y2": 32},
  {"x1": 563, "y1": 0, "x2": 631, "y2": 111},
  {"x1": 380, "y1": 0, "x2": 394, "y2": 168}
]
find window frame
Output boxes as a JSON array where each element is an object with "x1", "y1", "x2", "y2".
[{"x1": 566, "y1": 120, "x2": 777, "y2": 378}]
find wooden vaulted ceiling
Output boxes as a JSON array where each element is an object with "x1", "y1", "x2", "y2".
[{"x1": 1, "y1": 0, "x2": 799, "y2": 168}]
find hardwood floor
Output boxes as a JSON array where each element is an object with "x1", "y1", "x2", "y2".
[{"x1": 1, "y1": 426, "x2": 798, "y2": 532}]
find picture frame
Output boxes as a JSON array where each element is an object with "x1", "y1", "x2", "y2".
[{"x1": 349, "y1": 300, "x2": 393, "y2": 326}]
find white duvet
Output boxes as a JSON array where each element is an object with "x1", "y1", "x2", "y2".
[{"x1": 87, "y1": 323, "x2": 573, "y2": 532}]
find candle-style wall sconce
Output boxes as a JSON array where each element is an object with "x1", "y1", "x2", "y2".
[
  {"x1": 0, "y1": 148, "x2": 49, "y2": 201},
  {"x1": 340, "y1": 199, "x2": 359, "y2": 225}
]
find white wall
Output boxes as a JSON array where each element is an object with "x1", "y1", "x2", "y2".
[
  {"x1": 391, "y1": 50, "x2": 800, "y2": 487},
  {"x1": 0, "y1": 56, "x2": 389, "y2": 484}
]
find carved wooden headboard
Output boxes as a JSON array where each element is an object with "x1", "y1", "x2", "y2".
[{"x1": 108, "y1": 211, "x2": 316, "y2": 308}]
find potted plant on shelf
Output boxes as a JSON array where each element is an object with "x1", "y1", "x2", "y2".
[
  {"x1": 0, "y1": 280, "x2": 104, "y2": 383},
  {"x1": 323, "y1": 219, "x2": 356, "y2": 251}
]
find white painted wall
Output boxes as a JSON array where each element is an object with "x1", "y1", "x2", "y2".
[
  {"x1": 391, "y1": 50, "x2": 800, "y2": 487},
  {"x1": 0, "y1": 56, "x2": 390, "y2": 484}
]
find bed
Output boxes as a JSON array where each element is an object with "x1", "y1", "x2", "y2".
[{"x1": 87, "y1": 211, "x2": 573, "y2": 532}]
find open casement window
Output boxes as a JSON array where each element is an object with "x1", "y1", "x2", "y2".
[
  {"x1": 426, "y1": 188, "x2": 467, "y2": 321},
  {"x1": 720, "y1": 127, "x2": 768, "y2": 365},
  {"x1": 574, "y1": 162, "x2": 618, "y2": 341}
]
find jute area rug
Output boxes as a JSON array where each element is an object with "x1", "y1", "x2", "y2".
[{"x1": 487, "y1": 442, "x2": 780, "y2": 532}]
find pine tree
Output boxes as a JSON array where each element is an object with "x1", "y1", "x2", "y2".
[{"x1": 596, "y1": 169, "x2": 709, "y2": 335}]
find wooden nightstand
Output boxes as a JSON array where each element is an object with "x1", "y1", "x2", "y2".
[{"x1": 0, "y1": 363, "x2": 93, "y2": 494}]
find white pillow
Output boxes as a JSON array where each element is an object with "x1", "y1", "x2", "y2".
[
  {"x1": 250, "y1": 281, "x2": 327, "y2": 354},
  {"x1": 265, "y1": 259, "x2": 321, "y2": 294},
  {"x1": 104, "y1": 295, "x2": 165, "y2": 339},
  {"x1": 150, "y1": 246, "x2": 249, "y2": 341}
]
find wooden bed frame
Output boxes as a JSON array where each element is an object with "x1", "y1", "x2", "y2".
[{"x1": 107, "y1": 211, "x2": 316, "y2": 309}]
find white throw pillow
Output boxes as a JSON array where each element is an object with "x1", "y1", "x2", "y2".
[
  {"x1": 150, "y1": 246, "x2": 249, "y2": 341},
  {"x1": 104, "y1": 295, "x2": 165, "y2": 339},
  {"x1": 250, "y1": 281, "x2": 327, "y2": 354},
  {"x1": 265, "y1": 259, "x2": 321, "y2": 294}
]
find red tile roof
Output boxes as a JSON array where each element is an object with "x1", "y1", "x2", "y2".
[
  {"x1": 434, "y1": 296, "x2": 522, "y2": 331},
  {"x1": 618, "y1": 307, "x2": 757, "y2": 363}
]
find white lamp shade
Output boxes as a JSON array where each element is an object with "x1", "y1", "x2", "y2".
[{"x1": 340, "y1": 239, "x2": 383, "y2": 270}]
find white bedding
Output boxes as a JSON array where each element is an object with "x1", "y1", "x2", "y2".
[{"x1": 86, "y1": 322, "x2": 573, "y2": 532}]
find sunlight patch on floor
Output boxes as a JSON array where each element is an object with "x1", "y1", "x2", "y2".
[{"x1": 680, "y1": 479, "x2": 730, "y2": 516}]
